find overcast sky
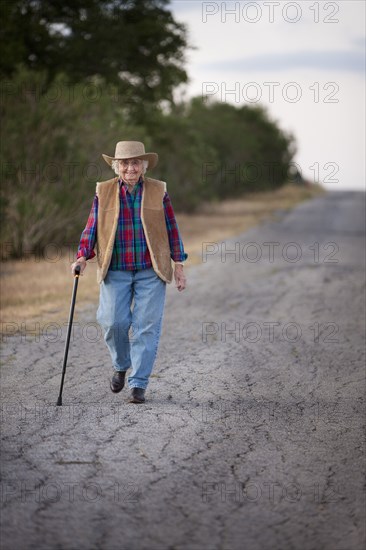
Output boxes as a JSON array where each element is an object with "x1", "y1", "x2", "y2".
[{"x1": 170, "y1": 0, "x2": 365, "y2": 190}]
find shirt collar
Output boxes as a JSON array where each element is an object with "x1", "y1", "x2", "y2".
[{"x1": 119, "y1": 176, "x2": 144, "y2": 191}]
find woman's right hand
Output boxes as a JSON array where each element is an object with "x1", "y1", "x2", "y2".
[{"x1": 71, "y1": 257, "x2": 87, "y2": 276}]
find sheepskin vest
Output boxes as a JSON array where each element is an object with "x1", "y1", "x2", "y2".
[{"x1": 95, "y1": 177, "x2": 173, "y2": 284}]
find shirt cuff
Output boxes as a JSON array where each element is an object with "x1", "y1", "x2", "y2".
[
  {"x1": 172, "y1": 252, "x2": 188, "y2": 263},
  {"x1": 77, "y1": 249, "x2": 95, "y2": 260}
]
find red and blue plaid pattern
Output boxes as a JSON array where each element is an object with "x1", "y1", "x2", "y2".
[{"x1": 77, "y1": 178, "x2": 187, "y2": 269}]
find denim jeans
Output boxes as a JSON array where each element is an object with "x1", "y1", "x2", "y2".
[{"x1": 96, "y1": 268, "x2": 166, "y2": 389}]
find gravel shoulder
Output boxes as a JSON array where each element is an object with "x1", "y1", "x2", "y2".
[{"x1": 1, "y1": 191, "x2": 365, "y2": 550}]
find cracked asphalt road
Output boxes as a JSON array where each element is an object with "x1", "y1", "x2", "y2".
[{"x1": 1, "y1": 191, "x2": 365, "y2": 550}]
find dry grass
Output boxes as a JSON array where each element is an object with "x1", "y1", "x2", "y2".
[{"x1": 0, "y1": 184, "x2": 324, "y2": 330}]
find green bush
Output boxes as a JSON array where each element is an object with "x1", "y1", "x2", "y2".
[{"x1": 0, "y1": 67, "x2": 296, "y2": 258}]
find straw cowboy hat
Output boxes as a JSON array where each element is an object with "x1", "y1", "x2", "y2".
[{"x1": 102, "y1": 141, "x2": 158, "y2": 170}]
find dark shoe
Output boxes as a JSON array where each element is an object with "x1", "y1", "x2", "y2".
[
  {"x1": 128, "y1": 387, "x2": 146, "y2": 404},
  {"x1": 110, "y1": 371, "x2": 126, "y2": 393}
]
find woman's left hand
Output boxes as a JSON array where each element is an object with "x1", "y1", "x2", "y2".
[{"x1": 174, "y1": 265, "x2": 186, "y2": 292}]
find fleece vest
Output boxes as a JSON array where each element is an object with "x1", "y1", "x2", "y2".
[{"x1": 95, "y1": 177, "x2": 173, "y2": 284}]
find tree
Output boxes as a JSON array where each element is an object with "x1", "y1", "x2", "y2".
[
  {"x1": 0, "y1": 0, "x2": 189, "y2": 116},
  {"x1": 186, "y1": 98, "x2": 296, "y2": 197}
]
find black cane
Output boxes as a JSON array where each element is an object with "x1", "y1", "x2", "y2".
[{"x1": 56, "y1": 264, "x2": 81, "y2": 406}]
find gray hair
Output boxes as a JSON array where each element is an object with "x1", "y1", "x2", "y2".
[{"x1": 111, "y1": 159, "x2": 148, "y2": 176}]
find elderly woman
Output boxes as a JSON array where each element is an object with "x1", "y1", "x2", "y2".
[{"x1": 71, "y1": 141, "x2": 187, "y2": 404}]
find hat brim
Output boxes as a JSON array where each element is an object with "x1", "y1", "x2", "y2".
[{"x1": 102, "y1": 152, "x2": 158, "y2": 170}]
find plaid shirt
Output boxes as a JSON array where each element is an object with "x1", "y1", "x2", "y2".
[{"x1": 77, "y1": 177, "x2": 187, "y2": 270}]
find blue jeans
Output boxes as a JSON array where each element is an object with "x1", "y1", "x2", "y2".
[{"x1": 96, "y1": 268, "x2": 166, "y2": 389}]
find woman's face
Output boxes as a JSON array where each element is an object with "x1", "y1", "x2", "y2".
[{"x1": 118, "y1": 158, "x2": 143, "y2": 185}]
